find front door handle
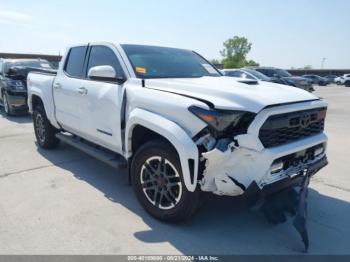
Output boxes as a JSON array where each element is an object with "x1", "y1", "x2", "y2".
[
  {"x1": 53, "y1": 83, "x2": 62, "y2": 89},
  {"x1": 77, "y1": 87, "x2": 88, "y2": 95}
]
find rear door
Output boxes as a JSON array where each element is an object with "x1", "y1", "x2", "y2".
[
  {"x1": 53, "y1": 46, "x2": 88, "y2": 134},
  {"x1": 79, "y1": 45, "x2": 126, "y2": 153}
]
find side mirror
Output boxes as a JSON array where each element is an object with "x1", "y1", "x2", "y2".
[
  {"x1": 88, "y1": 65, "x2": 126, "y2": 84},
  {"x1": 273, "y1": 73, "x2": 280, "y2": 78}
]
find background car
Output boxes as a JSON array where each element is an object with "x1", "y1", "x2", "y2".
[
  {"x1": 248, "y1": 67, "x2": 314, "y2": 92},
  {"x1": 302, "y1": 74, "x2": 329, "y2": 86},
  {"x1": 0, "y1": 58, "x2": 53, "y2": 115},
  {"x1": 335, "y1": 74, "x2": 350, "y2": 85},
  {"x1": 324, "y1": 75, "x2": 338, "y2": 83},
  {"x1": 221, "y1": 68, "x2": 273, "y2": 82}
]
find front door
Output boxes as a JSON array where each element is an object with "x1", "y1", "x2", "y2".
[{"x1": 79, "y1": 45, "x2": 126, "y2": 153}]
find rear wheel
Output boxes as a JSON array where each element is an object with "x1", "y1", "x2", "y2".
[
  {"x1": 131, "y1": 140, "x2": 200, "y2": 222},
  {"x1": 33, "y1": 105, "x2": 60, "y2": 149}
]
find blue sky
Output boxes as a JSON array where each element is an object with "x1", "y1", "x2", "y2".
[{"x1": 0, "y1": 0, "x2": 349, "y2": 68}]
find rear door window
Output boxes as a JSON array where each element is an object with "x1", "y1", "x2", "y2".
[{"x1": 64, "y1": 46, "x2": 88, "y2": 78}]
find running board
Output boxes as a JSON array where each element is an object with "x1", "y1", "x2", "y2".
[{"x1": 55, "y1": 133, "x2": 127, "y2": 169}]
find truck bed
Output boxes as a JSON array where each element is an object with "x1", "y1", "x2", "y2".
[{"x1": 27, "y1": 71, "x2": 57, "y2": 122}]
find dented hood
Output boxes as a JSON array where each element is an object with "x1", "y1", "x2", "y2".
[{"x1": 145, "y1": 76, "x2": 318, "y2": 113}]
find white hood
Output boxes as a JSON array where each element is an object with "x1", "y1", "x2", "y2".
[{"x1": 145, "y1": 76, "x2": 318, "y2": 113}]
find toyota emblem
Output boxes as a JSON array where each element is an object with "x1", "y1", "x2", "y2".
[{"x1": 300, "y1": 113, "x2": 311, "y2": 128}]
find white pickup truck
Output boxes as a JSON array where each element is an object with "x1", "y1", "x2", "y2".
[{"x1": 27, "y1": 43, "x2": 328, "y2": 223}]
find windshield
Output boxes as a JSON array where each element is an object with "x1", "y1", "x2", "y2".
[
  {"x1": 122, "y1": 44, "x2": 221, "y2": 79},
  {"x1": 4, "y1": 60, "x2": 51, "y2": 74},
  {"x1": 243, "y1": 68, "x2": 270, "y2": 80},
  {"x1": 276, "y1": 68, "x2": 292, "y2": 77}
]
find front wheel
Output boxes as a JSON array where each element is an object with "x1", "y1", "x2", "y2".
[
  {"x1": 131, "y1": 140, "x2": 200, "y2": 222},
  {"x1": 2, "y1": 92, "x2": 14, "y2": 116},
  {"x1": 33, "y1": 106, "x2": 60, "y2": 149}
]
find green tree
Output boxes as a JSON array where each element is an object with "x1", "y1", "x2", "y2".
[{"x1": 220, "y1": 36, "x2": 259, "y2": 68}]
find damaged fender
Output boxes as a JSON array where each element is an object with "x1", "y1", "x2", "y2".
[{"x1": 126, "y1": 108, "x2": 199, "y2": 192}]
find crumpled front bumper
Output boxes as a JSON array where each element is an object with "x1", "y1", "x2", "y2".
[
  {"x1": 199, "y1": 100, "x2": 328, "y2": 197},
  {"x1": 242, "y1": 155, "x2": 327, "y2": 203},
  {"x1": 200, "y1": 133, "x2": 327, "y2": 196}
]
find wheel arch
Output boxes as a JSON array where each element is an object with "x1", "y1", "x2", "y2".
[
  {"x1": 28, "y1": 89, "x2": 60, "y2": 129},
  {"x1": 126, "y1": 108, "x2": 199, "y2": 192},
  {"x1": 31, "y1": 94, "x2": 44, "y2": 111}
]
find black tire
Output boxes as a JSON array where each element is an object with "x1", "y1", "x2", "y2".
[
  {"x1": 2, "y1": 92, "x2": 14, "y2": 116},
  {"x1": 345, "y1": 81, "x2": 350, "y2": 87},
  {"x1": 33, "y1": 105, "x2": 60, "y2": 149},
  {"x1": 131, "y1": 140, "x2": 200, "y2": 222}
]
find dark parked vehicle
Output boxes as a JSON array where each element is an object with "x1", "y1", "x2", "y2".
[
  {"x1": 324, "y1": 75, "x2": 338, "y2": 83},
  {"x1": 0, "y1": 59, "x2": 54, "y2": 115},
  {"x1": 302, "y1": 74, "x2": 329, "y2": 86},
  {"x1": 249, "y1": 67, "x2": 314, "y2": 92}
]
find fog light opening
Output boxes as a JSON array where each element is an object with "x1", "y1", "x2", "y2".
[
  {"x1": 314, "y1": 146, "x2": 324, "y2": 157},
  {"x1": 271, "y1": 161, "x2": 284, "y2": 174}
]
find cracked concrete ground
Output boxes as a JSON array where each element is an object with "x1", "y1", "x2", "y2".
[{"x1": 0, "y1": 85, "x2": 349, "y2": 254}]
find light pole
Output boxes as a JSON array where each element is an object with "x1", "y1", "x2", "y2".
[{"x1": 321, "y1": 57, "x2": 326, "y2": 69}]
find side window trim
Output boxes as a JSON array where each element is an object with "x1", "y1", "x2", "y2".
[
  {"x1": 83, "y1": 45, "x2": 92, "y2": 79},
  {"x1": 63, "y1": 45, "x2": 89, "y2": 79}
]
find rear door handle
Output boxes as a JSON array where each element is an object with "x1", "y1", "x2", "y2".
[
  {"x1": 53, "y1": 83, "x2": 62, "y2": 89},
  {"x1": 77, "y1": 87, "x2": 88, "y2": 95}
]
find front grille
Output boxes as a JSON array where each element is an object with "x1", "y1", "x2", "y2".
[{"x1": 259, "y1": 107, "x2": 326, "y2": 148}]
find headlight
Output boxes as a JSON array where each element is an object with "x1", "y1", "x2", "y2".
[
  {"x1": 189, "y1": 106, "x2": 248, "y2": 132},
  {"x1": 6, "y1": 79, "x2": 25, "y2": 90}
]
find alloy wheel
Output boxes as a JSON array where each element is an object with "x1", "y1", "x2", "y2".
[
  {"x1": 35, "y1": 113, "x2": 46, "y2": 143},
  {"x1": 140, "y1": 156, "x2": 183, "y2": 210}
]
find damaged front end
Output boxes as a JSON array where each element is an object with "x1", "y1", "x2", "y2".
[
  {"x1": 191, "y1": 103, "x2": 328, "y2": 251},
  {"x1": 191, "y1": 105, "x2": 328, "y2": 198},
  {"x1": 189, "y1": 105, "x2": 258, "y2": 196},
  {"x1": 200, "y1": 137, "x2": 327, "y2": 197}
]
